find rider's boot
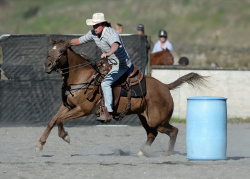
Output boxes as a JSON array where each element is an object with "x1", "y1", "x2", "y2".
[{"x1": 96, "y1": 107, "x2": 112, "y2": 123}]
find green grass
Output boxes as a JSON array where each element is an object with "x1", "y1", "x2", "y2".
[
  {"x1": 1, "y1": 0, "x2": 250, "y2": 68},
  {"x1": 170, "y1": 118, "x2": 186, "y2": 123},
  {"x1": 227, "y1": 117, "x2": 250, "y2": 123},
  {"x1": 1, "y1": 0, "x2": 250, "y2": 47}
]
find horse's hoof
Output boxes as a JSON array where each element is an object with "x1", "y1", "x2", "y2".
[
  {"x1": 162, "y1": 151, "x2": 173, "y2": 156},
  {"x1": 137, "y1": 151, "x2": 144, "y2": 156},
  {"x1": 63, "y1": 135, "x2": 70, "y2": 144},
  {"x1": 35, "y1": 143, "x2": 43, "y2": 152}
]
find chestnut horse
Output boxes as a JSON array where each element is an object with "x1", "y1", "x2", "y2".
[
  {"x1": 150, "y1": 48, "x2": 174, "y2": 66},
  {"x1": 35, "y1": 38, "x2": 206, "y2": 156}
]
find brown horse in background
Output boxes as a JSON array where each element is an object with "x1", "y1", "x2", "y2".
[
  {"x1": 35, "y1": 38, "x2": 206, "y2": 156},
  {"x1": 150, "y1": 48, "x2": 174, "y2": 66}
]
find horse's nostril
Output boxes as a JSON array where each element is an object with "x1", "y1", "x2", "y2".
[{"x1": 47, "y1": 62, "x2": 52, "y2": 67}]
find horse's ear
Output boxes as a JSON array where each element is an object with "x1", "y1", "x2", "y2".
[{"x1": 50, "y1": 37, "x2": 56, "y2": 45}]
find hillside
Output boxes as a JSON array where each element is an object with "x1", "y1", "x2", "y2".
[{"x1": 1, "y1": 0, "x2": 250, "y2": 67}]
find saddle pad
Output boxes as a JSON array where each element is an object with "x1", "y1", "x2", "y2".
[{"x1": 120, "y1": 76, "x2": 146, "y2": 98}]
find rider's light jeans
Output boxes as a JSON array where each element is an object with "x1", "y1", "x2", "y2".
[{"x1": 101, "y1": 66, "x2": 128, "y2": 112}]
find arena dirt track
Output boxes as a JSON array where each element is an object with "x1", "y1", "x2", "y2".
[{"x1": 1, "y1": 123, "x2": 250, "y2": 179}]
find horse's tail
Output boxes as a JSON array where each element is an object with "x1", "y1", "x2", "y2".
[{"x1": 167, "y1": 72, "x2": 208, "y2": 90}]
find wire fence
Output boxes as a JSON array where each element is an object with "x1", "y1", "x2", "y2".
[{"x1": 0, "y1": 34, "x2": 149, "y2": 126}]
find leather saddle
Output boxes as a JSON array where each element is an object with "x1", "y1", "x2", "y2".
[{"x1": 85, "y1": 59, "x2": 145, "y2": 121}]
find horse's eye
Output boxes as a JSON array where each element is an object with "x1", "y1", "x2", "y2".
[{"x1": 60, "y1": 50, "x2": 64, "y2": 53}]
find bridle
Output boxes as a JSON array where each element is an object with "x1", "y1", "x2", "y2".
[
  {"x1": 47, "y1": 49, "x2": 66, "y2": 60},
  {"x1": 47, "y1": 49, "x2": 67, "y2": 72}
]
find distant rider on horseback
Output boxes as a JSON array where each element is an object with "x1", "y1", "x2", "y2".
[
  {"x1": 70, "y1": 12, "x2": 132, "y2": 122},
  {"x1": 152, "y1": 29, "x2": 173, "y2": 54}
]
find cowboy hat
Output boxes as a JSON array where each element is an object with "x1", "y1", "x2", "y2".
[{"x1": 86, "y1": 13, "x2": 108, "y2": 26}]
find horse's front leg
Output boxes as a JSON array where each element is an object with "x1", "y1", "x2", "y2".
[
  {"x1": 56, "y1": 106, "x2": 85, "y2": 143},
  {"x1": 36, "y1": 104, "x2": 69, "y2": 152}
]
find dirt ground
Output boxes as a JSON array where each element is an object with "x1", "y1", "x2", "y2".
[{"x1": 0, "y1": 123, "x2": 250, "y2": 179}]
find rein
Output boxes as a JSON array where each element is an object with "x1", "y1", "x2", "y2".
[
  {"x1": 59, "y1": 57, "x2": 117, "y2": 75},
  {"x1": 54, "y1": 50, "x2": 101, "y2": 75},
  {"x1": 60, "y1": 61, "x2": 97, "y2": 75}
]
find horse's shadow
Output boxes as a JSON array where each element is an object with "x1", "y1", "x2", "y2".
[
  {"x1": 41, "y1": 155, "x2": 54, "y2": 157},
  {"x1": 70, "y1": 153, "x2": 131, "y2": 157},
  {"x1": 70, "y1": 150, "x2": 187, "y2": 158},
  {"x1": 226, "y1": 156, "x2": 248, "y2": 160},
  {"x1": 71, "y1": 149, "x2": 132, "y2": 157},
  {"x1": 174, "y1": 151, "x2": 187, "y2": 156}
]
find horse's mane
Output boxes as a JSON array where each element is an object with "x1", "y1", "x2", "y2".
[
  {"x1": 56, "y1": 39, "x2": 68, "y2": 44},
  {"x1": 54, "y1": 38, "x2": 97, "y2": 67}
]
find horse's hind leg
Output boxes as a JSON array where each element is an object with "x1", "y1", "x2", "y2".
[
  {"x1": 36, "y1": 104, "x2": 69, "y2": 152},
  {"x1": 157, "y1": 123, "x2": 179, "y2": 156},
  {"x1": 137, "y1": 114, "x2": 158, "y2": 156}
]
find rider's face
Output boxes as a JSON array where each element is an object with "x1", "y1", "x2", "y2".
[
  {"x1": 160, "y1": 36, "x2": 167, "y2": 43},
  {"x1": 93, "y1": 23, "x2": 104, "y2": 35},
  {"x1": 137, "y1": 30, "x2": 144, "y2": 35}
]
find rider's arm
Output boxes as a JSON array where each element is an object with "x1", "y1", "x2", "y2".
[
  {"x1": 70, "y1": 38, "x2": 82, "y2": 46},
  {"x1": 70, "y1": 30, "x2": 94, "y2": 46},
  {"x1": 101, "y1": 42, "x2": 119, "y2": 58}
]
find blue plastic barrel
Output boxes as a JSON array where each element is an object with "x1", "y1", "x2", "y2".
[{"x1": 186, "y1": 96, "x2": 227, "y2": 160}]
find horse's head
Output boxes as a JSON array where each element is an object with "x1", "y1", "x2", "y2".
[{"x1": 44, "y1": 37, "x2": 70, "y2": 74}]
